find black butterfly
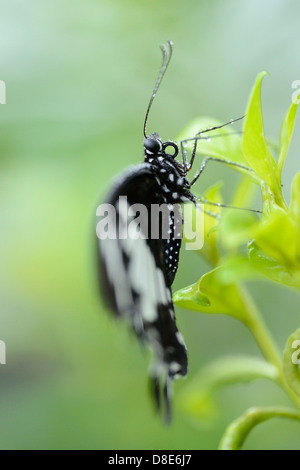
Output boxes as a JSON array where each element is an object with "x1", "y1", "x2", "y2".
[{"x1": 96, "y1": 41, "x2": 247, "y2": 422}]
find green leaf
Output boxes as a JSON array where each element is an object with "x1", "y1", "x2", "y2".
[
  {"x1": 173, "y1": 282, "x2": 211, "y2": 310},
  {"x1": 219, "y1": 406, "x2": 300, "y2": 450},
  {"x1": 231, "y1": 175, "x2": 258, "y2": 209},
  {"x1": 242, "y1": 72, "x2": 281, "y2": 196},
  {"x1": 214, "y1": 248, "x2": 300, "y2": 288},
  {"x1": 290, "y1": 171, "x2": 300, "y2": 222},
  {"x1": 289, "y1": 171, "x2": 300, "y2": 260},
  {"x1": 248, "y1": 242, "x2": 300, "y2": 287},
  {"x1": 191, "y1": 181, "x2": 223, "y2": 266},
  {"x1": 182, "y1": 182, "x2": 223, "y2": 264},
  {"x1": 215, "y1": 255, "x2": 262, "y2": 285},
  {"x1": 174, "y1": 268, "x2": 249, "y2": 321},
  {"x1": 254, "y1": 205, "x2": 298, "y2": 267},
  {"x1": 220, "y1": 209, "x2": 259, "y2": 249},
  {"x1": 283, "y1": 328, "x2": 300, "y2": 398},
  {"x1": 278, "y1": 99, "x2": 299, "y2": 175},
  {"x1": 176, "y1": 117, "x2": 247, "y2": 165}
]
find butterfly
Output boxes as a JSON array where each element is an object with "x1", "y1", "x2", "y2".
[{"x1": 96, "y1": 41, "x2": 248, "y2": 422}]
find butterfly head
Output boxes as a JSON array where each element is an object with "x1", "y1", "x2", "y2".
[{"x1": 144, "y1": 133, "x2": 179, "y2": 161}]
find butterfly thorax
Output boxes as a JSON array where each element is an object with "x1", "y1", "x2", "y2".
[{"x1": 144, "y1": 133, "x2": 194, "y2": 204}]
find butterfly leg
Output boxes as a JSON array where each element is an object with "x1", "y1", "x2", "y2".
[
  {"x1": 196, "y1": 198, "x2": 261, "y2": 214},
  {"x1": 179, "y1": 115, "x2": 245, "y2": 173},
  {"x1": 189, "y1": 157, "x2": 261, "y2": 215},
  {"x1": 193, "y1": 115, "x2": 245, "y2": 138},
  {"x1": 189, "y1": 156, "x2": 254, "y2": 186},
  {"x1": 179, "y1": 140, "x2": 189, "y2": 173}
]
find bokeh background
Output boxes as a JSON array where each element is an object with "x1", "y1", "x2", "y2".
[{"x1": 1, "y1": 0, "x2": 300, "y2": 450}]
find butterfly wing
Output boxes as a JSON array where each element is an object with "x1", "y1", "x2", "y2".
[{"x1": 97, "y1": 163, "x2": 188, "y2": 421}]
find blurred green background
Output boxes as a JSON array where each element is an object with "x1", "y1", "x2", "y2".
[{"x1": 1, "y1": 0, "x2": 300, "y2": 450}]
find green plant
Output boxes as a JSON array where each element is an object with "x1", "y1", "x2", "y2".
[{"x1": 174, "y1": 72, "x2": 300, "y2": 450}]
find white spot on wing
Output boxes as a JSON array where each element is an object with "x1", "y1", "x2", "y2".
[
  {"x1": 169, "y1": 361, "x2": 181, "y2": 373},
  {"x1": 176, "y1": 331, "x2": 186, "y2": 347},
  {"x1": 115, "y1": 202, "x2": 171, "y2": 323}
]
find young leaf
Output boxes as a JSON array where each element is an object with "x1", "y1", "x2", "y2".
[
  {"x1": 182, "y1": 183, "x2": 223, "y2": 265},
  {"x1": 248, "y1": 242, "x2": 300, "y2": 288},
  {"x1": 220, "y1": 209, "x2": 259, "y2": 249},
  {"x1": 231, "y1": 175, "x2": 258, "y2": 209},
  {"x1": 195, "y1": 181, "x2": 223, "y2": 266},
  {"x1": 215, "y1": 255, "x2": 263, "y2": 285},
  {"x1": 242, "y1": 72, "x2": 281, "y2": 197},
  {"x1": 278, "y1": 99, "x2": 299, "y2": 175},
  {"x1": 174, "y1": 268, "x2": 249, "y2": 321},
  {"x1": 173, "y1": 282, "x2": 211, "y2": 311},
  {"x1": 254, "y1": 206, "x2": 298, "y2": 267},
  {"x1": 215, "y1": 249, "x2": 300, "y2": 288},
  {"x1": 289, "y1": 171, "x2": 300, "y2": 260},
  {"x1": 176, "y1": 117, "x2": 247, "y2": 165}
]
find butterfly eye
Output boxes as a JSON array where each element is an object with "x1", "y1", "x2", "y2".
[{"x1": 144, "y1": 138, "x2": 162, "y2": 154}]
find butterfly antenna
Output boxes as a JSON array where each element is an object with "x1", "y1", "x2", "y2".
[{"x1": 143, "y1": 41, "x2": 173, "y2": 138}]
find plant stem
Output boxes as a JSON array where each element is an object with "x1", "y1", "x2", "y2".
[
  {"x1": 219, "y1": 406, "x2": 300, "y2": 450},
  {"x1": 239, "y1": 284, "x2": 300, "y2": 411}
]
